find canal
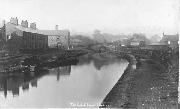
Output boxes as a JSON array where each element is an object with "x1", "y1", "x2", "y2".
[{"x1": 0, "y1": 53, "x2": 128, "y2": 108}]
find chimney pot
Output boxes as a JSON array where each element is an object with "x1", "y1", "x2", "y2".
[
  {"x1": 21, "y1": 20, "x2": 28, "y2": 28},
  {"x1": 10, "y1": 17, "x2": 18, "y2": 25},
  {"x1": 55, "y1": 25, "x2": 58, "y2": 30},
  {"x1": 30, "y1": 22, "x2": 36, "y2": 29}
]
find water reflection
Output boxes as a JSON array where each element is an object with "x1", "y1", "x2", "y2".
[
  {"x1": 0, "y1": 53, "x2": 128, "y2": 108},
  {"x1": 79, "y1": 53, "x2": 123, "y2": 70},
  {"x1": 0, "y1": 64, "x2": 72, "y2": 98},
  {"x1": 0, "y1": 69, "x2": 47, "y2": 98},
  {"x1": 48, "y1": 66, "x2": 71, "y2": 81}
]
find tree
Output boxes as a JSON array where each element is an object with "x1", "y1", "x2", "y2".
[
  {"x1": 93, "y1": 30, "x2": 106, "y2": 43},
  {"x1": 131, "y1": 33, "x2": 150, "y2": 44},
  {"x1": 150, "y1": 35, "x2": 161, "y2": 43}
]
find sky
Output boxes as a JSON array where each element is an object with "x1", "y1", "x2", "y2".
[{"x1": 0, "y1": 0, "x2": 179, "y2": 37}]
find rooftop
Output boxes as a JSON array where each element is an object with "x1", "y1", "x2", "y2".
[
  {"x1": 148, "y1": 42, "x2": 167, "y2": 46},
  {"x1": 38, "y1": 30, "x2": 70, "y2": 36},
  {"x1": 6, "y1": 22, "x2": 70, "y2": 36},
  {"x1": 162, "y1": 34, "x2": 179, "y2": 42}
]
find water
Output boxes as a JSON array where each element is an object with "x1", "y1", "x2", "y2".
[{"x1": 0, "y1": 53, "x2": 128, "y2": 108}]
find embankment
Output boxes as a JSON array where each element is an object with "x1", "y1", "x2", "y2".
[{"x1": 100, "y1": 53, "x2": 178, "y2": 108}]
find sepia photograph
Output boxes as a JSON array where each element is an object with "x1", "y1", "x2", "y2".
[{"x1": 0, "y1": 0, "x2": 179, "y2": 108}]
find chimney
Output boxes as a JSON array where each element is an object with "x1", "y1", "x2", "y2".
[
  {"x1": 21, "y1": 20, "x2": 28, "y2": 28},
  {"x1": 10, "y1": 17, "x2": 18, "y2": 25},
  {"x1": 55, "y1": 25, "x2": 58, "y2": 30},
  {"x1": 10, "y1": 18, "x2": 14, "y2": 24},
  {"x1": 30, "y1": 22, "x2": 36, "y2": 29},
  {"x1": 15, "y1": 17, "x2": 18, "y2": 25},
  {"x1": 2, "y1": 20, "x2": 5, "y2": 26}
]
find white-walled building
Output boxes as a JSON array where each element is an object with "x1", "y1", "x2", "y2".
[{"x1": 38, "y1": 29, "x2": 70, "y2": 49}]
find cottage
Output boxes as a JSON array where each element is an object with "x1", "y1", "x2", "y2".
[
  {"x1": 160, "y1": 33, "x2": 179, "y2": 49},
  {"x1": 38, "y1": 28, "x2": 70, "y2": 49}
]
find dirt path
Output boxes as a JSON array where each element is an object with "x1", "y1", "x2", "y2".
[{"x1": 101, "y1": 56, "x2": 178, "y2": 109}]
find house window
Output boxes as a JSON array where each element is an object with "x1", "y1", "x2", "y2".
[
  {"x1": 168, "y1": 41, "x2": 170, "y2": 44},
  {"x1": 57, "y1": 36, "x2": 61, "y2": 40},
  {"x1": 7, "y1": 35, "x2": 11, "y2": 40}
]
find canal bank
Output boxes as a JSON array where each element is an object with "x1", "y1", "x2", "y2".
[
  {"x1": 0, "y1": 49, "x2": 88, "y2": 73},
  {"x1": 100, "y1": 53, "x2": 178, "y2": 108}
]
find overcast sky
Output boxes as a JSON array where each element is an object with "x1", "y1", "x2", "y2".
[{"x1": 0, "y1": 0, "x2": 179, "y2": 36}]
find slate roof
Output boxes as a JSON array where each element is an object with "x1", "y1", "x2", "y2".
[
  {"x1": 148, "y1": 42, "x2": 167, "y2": 46},
  {"x1": 6, "y1": 22, "x2": 70, "y2": 36},
  {"x1": 38, "y1": 30, "x2": 70, "y2": 36},
  {"x1": 161, "y1": 34, "x2": 179, "y2": 42}
]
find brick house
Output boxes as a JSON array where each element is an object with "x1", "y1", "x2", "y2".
[{"x1": 160, "y1": 33, "x2": 179, "y2": 49}]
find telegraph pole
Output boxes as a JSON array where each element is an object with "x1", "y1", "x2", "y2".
[
  {"x1": 1, "y1": 20, "x2": 6, "y2": 50},
  {"x1": 2, "y1": 20, "x2": 6, "y2": 42}
]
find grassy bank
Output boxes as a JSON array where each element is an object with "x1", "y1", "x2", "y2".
[{"x1": 100, "y1": 53, "x2": 178, "y2": 108}]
